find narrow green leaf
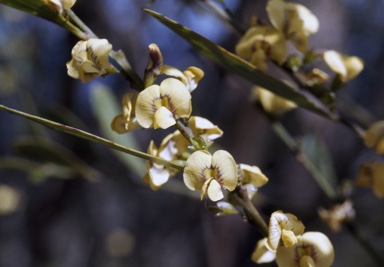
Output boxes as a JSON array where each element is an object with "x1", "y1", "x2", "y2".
[
  {"x1": 144, "y1": 9, "x2": 338, "y2": 120},
  {"x1": 0, "y1": 104, "x2": 184, "y2": 171},
  {"x1": 300, "y1": 134, "x2": 339, "y2": 195},
  {"x1": 13, "y1": 137, "x2": 100, "y2": 181},
  {"x1": 90, "y1": 83, "x2": 145, "y2": 176},
  {"x1": 0, "y1": 0, "x2": 86, "y2": 39}
]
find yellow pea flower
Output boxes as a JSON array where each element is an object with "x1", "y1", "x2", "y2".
[
  {"x1": 323, "y1": 50, "x2": 364, "y2": 83},
  {"x1": 236, "y1": 25, "x2": 287, "y2": 71},
  {"x1": 189, "y1": 116, "x2": 223, "y2": 147},
  {"x1": 267, "y1": 0, "x2": 319, "y2": 53},
  {"x1": 253, "y1": 86, "x2": 297, "y2": 117},
  {"x1": 238, "y1": 164, "x2": 268, "y2": 199},
  {"x1": 183, "y1": 150, "x2": 238, "y2": 201},
  {"x1": 275, "y1": 232, "x2": 334, "y2": 267},
  {"x1": 161, "y1": 65, "x2": 204, "y2": 92},
  {"x1": 111, "y1": 93, "x2": 140, "y2": 134},
  {"x1": 67, "y1": 38, "x2": 116, "y2": 83},
  {"x1": 357, "y1": 161, "x2": 384, "y2": 198},
  {"x1": 364, "y1": 120, "x2": 384, "y2": 154},
  {"x1": 135, "y1": 78, "x2": 192, "y2": 129},
  {"x1": 143, "y1": 132, "x2": 188, "y2": 190},
  {"x1": 267, "y1": 211, "x2": 305, "y2": 252}
]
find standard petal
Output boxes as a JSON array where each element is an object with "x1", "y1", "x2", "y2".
[
  {"x1": 159, "y1": 78, "x2": 192, "y2": 119},
  {"x1": 183, "y1": 150, "x2": 212, "y2": 191},
  {"x1": 87, "y1": 39, "x2": 112, "y2": 69},
  {"x1": 324, "y1": 50, "x2": 347, "y2": 80},
  {"x1": 211, "y1": 150, "x2": 238, "y2": 191},
  {"x1": 135, "y1": 84, "x2": 161, "y2": 128},
  {"x1": 266, "y1": 0, "x2": 285, "y2": 31}
]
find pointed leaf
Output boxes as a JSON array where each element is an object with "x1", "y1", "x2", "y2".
[
  {"x1": 144, "y1": 9, "x2": 338, "y2": 120},
  {"x1": 0, "y1": 0, "x2": 85, "y2": 39},
  {"x1": 301, "y1": 134, "x2": 338, "y2": 195},
  {"x1": 90, "y1": 83, "x2": 145, "y2": 176},
  {"x1": 0, "y1": 104, "x2": 184, "y2": 171}
]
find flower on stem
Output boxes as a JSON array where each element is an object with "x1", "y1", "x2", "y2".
[
  {"x1": 275, "y1": 232, "x2": 334, "y2": 267},
  {"x1": 363, "y1": 120, "x2": 384, "y2": 154},
  {"x1": 111, "y1": 93, "x2": 140, "y2": 134},
  {"x1": 183, "y1": 150, "x2": 238, "y2": 201},
  {"x1": 161, "y1": 65, "x2": 204, "y2": 92},
  {"x1": 239, "y1": 164, "x2": 268, "y2": 199},
  {"x1": 135, "y1": 78, "x2": 192, "y2": 129},
  {"x1": 235, "y1": 25, "x2": 287, "y2": 71},
  {"x1": 323, "y1": 50, "x2": 364, "y2": 83},
  {"x1": 356, "y1": 161, "x2": 384, "y2": 198},
  {"x1": 189, "y1": 116, "x2": 223, "y2": 147},
  {"x1": 48, "y1": 0, "x2": 76, "y2": 14},
  {"x1": 143, "y1": 132, "x2": 189, "y2": 190},
  {"x1": 267, "y1": 211, "x2": 305, "y2": 252},
  {"x1": 67, "y1": 38, "x2": 117, "y2": 83},
  {"x1": 251, "y1": 238, "x2": 276, "y2": 264},
  {"x1": 252, "y1": 86, "x2": 297, "y2": 117},
  {"x1": 318, "y1": 200, "x2": 355, "y2": 232},
  {"x1": 267, "y1": 0, "x2": 319, "y2": 53}
]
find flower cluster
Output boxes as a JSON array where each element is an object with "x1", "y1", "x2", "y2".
[
  {"x1": 252, "y1": 211, "x2": 334, "y2": 267},
  {"x1": 235, "y1": 0, "x2": 364, "y2": 107}
]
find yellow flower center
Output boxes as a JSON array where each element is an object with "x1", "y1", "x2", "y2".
[{"x1": 153, "y1": 95, "x2": 176, "y2": 114}]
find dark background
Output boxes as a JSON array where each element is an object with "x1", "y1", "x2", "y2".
[{"x1": 0, "y1": 0, "x2": 384, "y2": 266}]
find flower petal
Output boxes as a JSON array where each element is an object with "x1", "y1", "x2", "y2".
[
  {"x1": 135, "y1": 84, "x2": 161, "y2": 128},
  {"x1": 239, "y1": 164, "x2": 269, "y2": 188},
  {"x1": 364, "y1": 121, "x2": 384, "y2": 154},
  {"x1": 211, "y1": 150, "x2": 238, "y2": 191},
  {"x1": 267, "y1": 211, "x2": 305, "y2": 252},
  {"x1": 207, "y1": 178, "x2": 224, "y2": 201},
  {"x1": 158, "y1": 78, "x2": 192, "y2": 119},
  {"x1": 183, "y1": 150, "x2": 212, "y2": 191},
  {"x1": 276, "y1": 232, "x2": 334, "y2": 267},
  {"x1": 154, "y1": 106, "x2": 176, "y2": 129},
  {"x1": 251, "y1": 238, "x2": 276, "y2": 264}
]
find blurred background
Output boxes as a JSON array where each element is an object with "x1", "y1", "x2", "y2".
[{"x1": 0, "y1": 0, "x2": 384, "y2": 266}]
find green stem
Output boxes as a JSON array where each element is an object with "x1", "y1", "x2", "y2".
[
  {"x1": 0, "y1": 104, "x2": 184, "y2": 171},
  {"x1": 232, "y1": 187, "x2": 269, "y2": 236},
  {"x1": 271, "y1": 121, "x2": 339, "y2": 201},
  {"x1": 66, "y1": 9, "x2": 98, "y2": 39}
]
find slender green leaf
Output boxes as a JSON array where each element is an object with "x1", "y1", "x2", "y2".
[
  {"x1": 300, "y1": 134, "x2": 339, "y2": 195},
  {"x1": 13, "y1": 137, "x2": 100, "y2": 181},
  {"x1": 90, "y1": 83, "x2": 145, "y2": 176},
  {"x1": 144, "y1": 9, "x2": 338, "y2": 120},
  {"x1": 0, "y1": 0, "x2": 85, "y2": 39},
  {"x1": 0, "y1": 104, "x2": 184, "y2": 171}
]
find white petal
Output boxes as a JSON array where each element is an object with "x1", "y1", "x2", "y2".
[
  {"x1": 211, "y1": 150, "x2": 238, "y2": 191},
  {"x1": 183, "y1": 151, "x2": 212, "y2": 191},
  {"x1": 207, "y1": 178, "x2": 224, "y2": 201},
  {"x1": 153, "y1": 106, "x2": 176, "y2": 129}
]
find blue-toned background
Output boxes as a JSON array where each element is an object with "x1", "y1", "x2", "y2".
[{"x1": 0, "y1": 0, "x2": 383, "y2": 266}]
